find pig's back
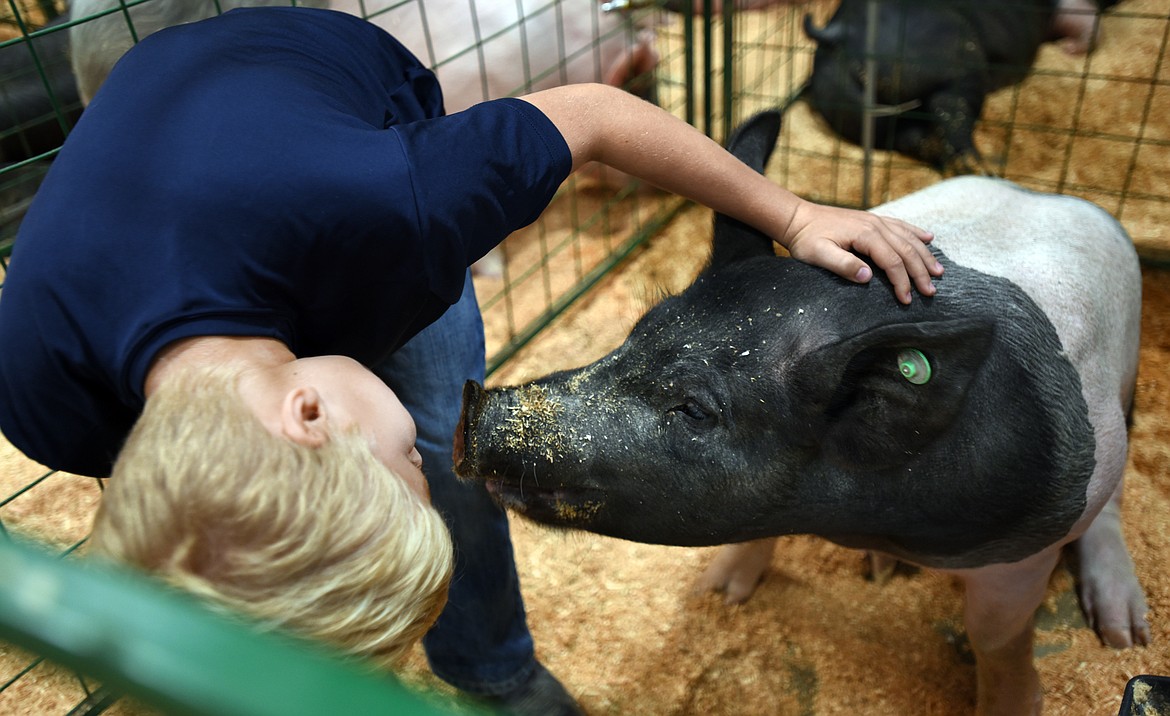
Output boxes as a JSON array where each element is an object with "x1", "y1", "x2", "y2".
[
  {"x1": 873, "y1": 176, "x2": 1141, "y2": 526},
  {"x1": 873, "y1": 177, "x2": 1140, "y2": 379},
  {"x1": 332, "y1": 0, "x2": 631, "y2": 112}
]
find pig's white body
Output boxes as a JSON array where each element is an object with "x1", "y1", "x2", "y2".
[
  {"x1": 701, "y1": 176, "x2": 1146, "y2": 716},
  {"x1": 329, "y1": 0, "x2": 656, "y2": 112}
]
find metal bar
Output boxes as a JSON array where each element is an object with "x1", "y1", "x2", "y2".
[
  {"x1": 487, "y1": 199, "x2": 687, "y2": 376},
  {"x1": 0, "y1": 537, "x2": 479, "y2": 716},
  {"x1": 64, "y1": 686, "x2": 120, "y2": 716},
  {"x1": 721, "y1": 0, "x2": 734, "y2": 141},
  {"x1": 702, "y1": 0, "x2": 713, "y2": 135},
  {"x1": 684, "y1": 2, "x2": 696, "y2": 127},
  {"x1": 860, "y1": 0, "x2": 878, "y2": 208}
]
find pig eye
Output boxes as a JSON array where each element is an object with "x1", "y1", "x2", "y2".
[
  {"x1": 897, "y1": 349, "x2": 932, "y2": 385},
  {"x1": 670, "y1": 399, "x2": 712, "y2": 422}
]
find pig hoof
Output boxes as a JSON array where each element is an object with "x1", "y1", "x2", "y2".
[
  {"x1": 693, "y1": 539, "x2": 777, "y2": 604},
  {"x1": 1086, "y1": 604, "x2": 1152, "y2": 649},
  {"x1": 692, "y1": 562, "x2": 765, "y2": 605},
  {"x1": 867, "y1": 551, "x2": 899, "y2": 585},
  {"x1": 1078, "y1": 580, "x2": 1151, "y2": 648},
  {"x1": 1098, "y1": 623, "x2": 1151, "y2": 649},
  {"x1": 471, "y1": 250, "x2": 504, "y2": 279}
]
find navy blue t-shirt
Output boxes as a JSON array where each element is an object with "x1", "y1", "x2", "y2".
[{"x1": 0, "y1": 7, "x2": 572, "y2": 477}]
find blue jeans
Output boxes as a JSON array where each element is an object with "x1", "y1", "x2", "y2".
[{"x1": 372, "y1": 271, "x2": 537, "y2": 696}]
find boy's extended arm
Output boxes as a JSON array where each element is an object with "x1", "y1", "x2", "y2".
[{"x1": 519, "y1": 83, "x2": 942, "y2": 304}]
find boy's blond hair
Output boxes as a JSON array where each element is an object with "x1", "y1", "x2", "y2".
[{"x1": 89, "y1": 366, "x2": 453, "y2": 669}]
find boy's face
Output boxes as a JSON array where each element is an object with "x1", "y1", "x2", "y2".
[{"x1": 284, "y1": 356, "x2": 430, "y2": 501}]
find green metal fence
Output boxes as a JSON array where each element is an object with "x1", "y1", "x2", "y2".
[{"x1": 0, "y1": 536, "x2": 481, "y2": 716}]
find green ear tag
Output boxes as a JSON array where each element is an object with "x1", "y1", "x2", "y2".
[{"x1": 897, "y1": 349, "x2": 931, "y2": 385}]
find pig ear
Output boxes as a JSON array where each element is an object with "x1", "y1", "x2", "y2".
[
  {"x1": 803, "y1": 14, "x2": 844, "y2": 45},
  {"x1": 794, "y1": 318, "x2": 996, "y2": 470},
  {"x1": 725, "y1": 109, "x2": 782, "y2": 175},
  {"x1": 709, "y1": 109, "x2": 783, "y2": 268}
]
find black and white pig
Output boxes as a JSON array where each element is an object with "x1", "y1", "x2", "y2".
[
  {"x1": 801, "y1": 0, "x2": 1119, "y2": 175},
  {"x1": 453, "y1": 109, "x2": 1150, "y2": 715}
]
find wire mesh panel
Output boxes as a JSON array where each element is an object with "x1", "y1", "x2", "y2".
[
  {"x1": 0, "y1": 0, "x2": 698, "y2": 368},
  {"x1": 0, "y1": 0, "x2": 76, "y2": 254},
  {"x1": 724, "y1": 0, "x2": 1169, "y2": 262},
  {"x1": 0, "y1": 0, "x2": 705, "y2": 712},
  {"x1": 1, "y1": 0, "x2": 111, "y2": 669}
]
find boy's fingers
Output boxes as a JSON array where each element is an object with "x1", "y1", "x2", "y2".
[
  {"x1": 888, "y1": 216, "x2": 935, "y2": 245},
  {"x1": 870, "y1": 221, "x2": 941, "y2": 302},
  {"x1": 897, "y1": 225, "x2": 944, "y2": 294},
  {"x1": 894, "y1": 234, "x2": 940, "y2": 298},
  {"x1": 804, "y1": 241, "x2": 914, "y2": 304},
  {"x1": 891, "y1": 219, "x2": 944, "y2": 277},
  {"x1": 868, "y1": 249, "x2": 914, "y2": 305},
  {"x1": 785, "y1": 209, "x2": 939, "y2": 305},
  {"x1": 853, "y1": 231, "x2": 932, "y2": 305}
]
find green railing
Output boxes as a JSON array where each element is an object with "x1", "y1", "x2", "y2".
[{"x1": 0, "y1": 536, "x2": 482, "y2": 716}]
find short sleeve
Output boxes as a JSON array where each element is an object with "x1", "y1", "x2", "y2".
[{"x1": 389, "y1": 98, "x2": 572, "y2": 304}]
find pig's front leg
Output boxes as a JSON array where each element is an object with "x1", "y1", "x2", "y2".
[
  {"x1": 693, "y1": 537, "x2": 778, "y2": 604},
  {"x1": 958, "y1": 548, "x2": 1061, "y2": 716},
  {"x1": 1052, "y1": 0, "x2": 1103, "y2": 55},
  {"x1": 1071, "y1": 479, "x2": 1151, "y2": 648}
]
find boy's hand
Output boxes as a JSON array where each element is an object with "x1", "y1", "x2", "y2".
[
  {"x1": 784, "y1": 201, "x2": 942, "y2": 305},
  {"x1": 518, "y1": 83, "x2": 941, "y2": 304}
]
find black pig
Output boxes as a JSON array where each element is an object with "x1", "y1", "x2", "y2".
[
  {"x1": 0, "y1": 13, "x2": 81, "y2": 241},
  {"x1": 454, "y1": 110, "x2": 1149, "y2": 714},
  {"x1": 802, "y1": 0, "x2": 1117, "y2": 175},
  {"x1": 0, "y1": 13, "x2": 80, "y2": 164}
]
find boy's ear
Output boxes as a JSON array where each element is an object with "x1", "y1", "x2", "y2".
[{"x1": 280, "y1": 386, "x2": 330, "y2": 447}]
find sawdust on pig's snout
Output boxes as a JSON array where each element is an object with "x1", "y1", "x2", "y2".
[
  {"x1": 496, "y1": 381, "x2": 621, "y2": 468},
  {"x1": 493, "y1": 383, "x2": 607, "y2": 523},
  {"x1": 497, "y1": 384, "x2": 568, "y2": 463}
]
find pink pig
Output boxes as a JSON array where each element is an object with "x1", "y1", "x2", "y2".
[{"x1": 330, "y1": 0, "x2": 662, "y2": 113}]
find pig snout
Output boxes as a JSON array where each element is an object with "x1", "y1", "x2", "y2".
[
  {"x1": 451, "y1": 380, "x2": 481, "y2": 476},
  {"x1": 454, "y1": 381, "x2": 606, "y2": 528}
]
